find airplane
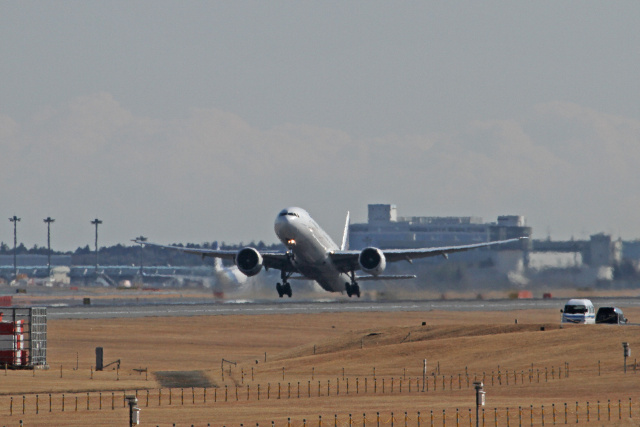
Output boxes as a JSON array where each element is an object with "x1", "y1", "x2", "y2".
[
  {"x1": 135, "y1": 207, "x2": 527, "y2": 298},
  {"x1": 137, "y1": 242, "x2": 248, "y2": 292}
]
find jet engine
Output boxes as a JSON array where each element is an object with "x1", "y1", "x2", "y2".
[
  {"x1": 358, "y1": 247, "x2": 386, "y2": 276},
  {"x1": 235, "y1": 247, "x2": 263, "y2": 277}
]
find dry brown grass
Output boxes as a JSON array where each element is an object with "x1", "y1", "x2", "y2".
[{"x1": 2, "y1": 307, "x2": 640, "y2": 426}]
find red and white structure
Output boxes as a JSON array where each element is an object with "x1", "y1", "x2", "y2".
[{"x1": 0, "y1": 313, "x2": 27, "y2": 366}]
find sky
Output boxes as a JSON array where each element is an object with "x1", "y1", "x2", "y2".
[{"x1": 1, "y1": 1, "x2": 640, "y2": 251}]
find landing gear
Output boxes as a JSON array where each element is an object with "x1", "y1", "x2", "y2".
[
  {"x1": 345, "y1": 281, "x2": 360, "y2": 298},
  {"x1": 276, "y1": 282, "x2": 292, "y2": 298},
  {"x1": 345, "y1": 271, "x2": 361, "y2": 298},
  {"x1": 276, "y1": 270, "x2": 293, "y2": 298}
]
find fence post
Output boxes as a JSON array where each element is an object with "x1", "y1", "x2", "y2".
[
  {"x1": 518, "y1": 406, "x2": 522, "y2": 427},
  {"x1": 530, "y1": 405, "x2": 533, "y2": 427},
  {"x1": 586, "y1": 402, "x2": 589, "y2": 422},
  {"x1": 619, "y1": 400, "x2": 622, "y2": 420}
]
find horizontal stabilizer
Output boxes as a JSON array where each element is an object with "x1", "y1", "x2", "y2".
[{"x1": 356, "y1": 275, "x2": 416, "y2": 281}]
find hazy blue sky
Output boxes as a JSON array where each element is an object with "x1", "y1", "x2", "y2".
[{"x1": 1, "y1": 1, "x2": 640, "y2": 250}]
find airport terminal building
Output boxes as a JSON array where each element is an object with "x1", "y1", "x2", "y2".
[{"x1": 349, "y1": 204, "x2": 532, "y2": 251}]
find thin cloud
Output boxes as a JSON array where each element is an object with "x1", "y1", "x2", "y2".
[{"x1": 1, "y1": 94, "x2": 639, "y2": 250}]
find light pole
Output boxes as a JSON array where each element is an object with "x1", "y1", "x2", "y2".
[
  {"x1": 136, "y1": 236, "x2": 147, "y2": 278},
  {"x1": 91, "y1": 219, "x2": 102, "y2": 274},
  {"x1": 9, "y1": 216, "x2": 20, "y2": 280},
  {"x1": 43, "y1": 217, "x2": 55, "y2": 276}
]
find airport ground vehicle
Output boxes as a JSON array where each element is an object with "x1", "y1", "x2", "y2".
[
  {"x1": 561, "y1": 298, "x2": 595, "y2": 324},
  {"x1": 595, "y1": 306, "x2": 628, "y2": 324}
]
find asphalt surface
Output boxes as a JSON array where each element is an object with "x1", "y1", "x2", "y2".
[{"x1": 44, "y1": 297, "x2": 640, "y2": 319}]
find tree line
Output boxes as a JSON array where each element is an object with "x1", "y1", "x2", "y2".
[{"x1": 0, "y1": 241, "x2": 284, "y2": 267}]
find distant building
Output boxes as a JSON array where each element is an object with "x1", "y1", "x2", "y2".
[
  {"x1": 587, "y1": 233, "x2": 622, "y2": 267},
  {"x1": 349, "y1": 204, "x2": 531, "y2": 251}
]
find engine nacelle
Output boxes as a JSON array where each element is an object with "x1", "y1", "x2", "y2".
[
  {"x1": 235, "y1": 247, "x2": 263, "y2": 277},
  {"x1": 359, "y1": 247, "x2": 386, "y2": 276}
]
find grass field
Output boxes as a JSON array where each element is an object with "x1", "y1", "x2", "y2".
[{"x1": 1, "y1": 306, "x2": 640, "y2": 426}]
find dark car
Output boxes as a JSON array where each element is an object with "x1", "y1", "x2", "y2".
[{"x1": 595, "y1": 307, "x2": 628, "y2": 324}]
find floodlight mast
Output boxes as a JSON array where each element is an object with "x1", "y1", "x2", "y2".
[
  {"x1": 9, "y1": 216, "x2": 20, "y2": 280},
  {"x1": 91, "y1": 219, "x2": 103, "y2": 274},
  {"x1": 136, "y1": 236, "x2": 147, "y2": 277},
  {"x1": 44, "y1": 217, "x2": 55, "y2": 276}
]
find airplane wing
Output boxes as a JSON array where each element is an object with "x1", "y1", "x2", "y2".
[
  {"x1": 133, "y1": 240, "x2": 296, "y2": 272},
  {"x1": 329, "y1": 237, "x2": 527, "y2": 273}
]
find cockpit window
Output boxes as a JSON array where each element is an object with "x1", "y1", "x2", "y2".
[{"x1": 278, "y1": 210, "x2": 299, "y2": 218}]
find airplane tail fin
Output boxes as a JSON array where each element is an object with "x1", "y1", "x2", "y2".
[{"x1": 340, "y1": 211, "x2": 350, "y2": 251}]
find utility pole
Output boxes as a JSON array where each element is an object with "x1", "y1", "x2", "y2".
[
  {"x1": 91, "y1": 219, "x2": 102, "y2": 274},
  {"x1": 9, "y1": 216, "x2": 20, "y2": 280},
  {"x1": 43, "y1": 217, "x2": 55, "y2": 276}
]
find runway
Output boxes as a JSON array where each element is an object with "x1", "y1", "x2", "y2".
[{"x1": 46, "y1": 296, "x2": 640, "y2": 319}]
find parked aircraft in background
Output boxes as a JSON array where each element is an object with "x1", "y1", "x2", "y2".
[
  {"x1": 139, "y1": 242, "x2": 248, "y2": 294},
  {"x1": 136, "y1": 207, "x2": 526, "y2": 298}
]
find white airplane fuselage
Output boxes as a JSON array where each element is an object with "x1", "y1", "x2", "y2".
[{"x1": 274, "y1": 207, "x2": 350, "y2": 292}]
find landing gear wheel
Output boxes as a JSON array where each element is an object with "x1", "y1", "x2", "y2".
[
  {"x1": 345, "y1": 282, "x2": 360, "y2": 298},
  {"x1": 345, "y1": 282, "x2": 353, "y2": 297},
  {"x1": 352, "y1": 283, "x2": 360, "y2": 298},
  {"x1": 276, "y1": 282, "x2": 284, "y2": 298},
  {"x1": 284, "y1": 282, "x2": 292, "y2": 298}
]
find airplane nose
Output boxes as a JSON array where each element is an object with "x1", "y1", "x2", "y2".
[{"x1": 274, "y1": 211, "x2": 294, "y2": 238}]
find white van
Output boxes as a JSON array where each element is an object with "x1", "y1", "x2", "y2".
[{"x1": 561, "y1": 299, "x2": 595, "y2": 324}]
